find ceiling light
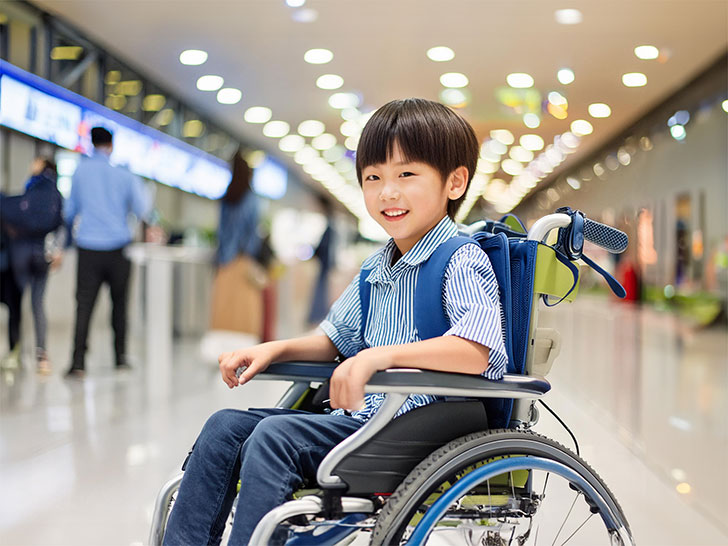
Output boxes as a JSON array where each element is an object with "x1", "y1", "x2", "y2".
[
  {"x1": 295, "y1": 146, "x2": 318, "y2": 165},
  {"x1": 50, "y1": 46, "x2": 83, "y2": 60},
  {"x1": 292, "y1": 9, "x2": 318, "y2": 23},
  {"x1": 142, "y1": 94, "x2": 166, "y2": 112},
  {"x1": 244, "y1": 106, "x2": 272, "y2": 123},
  {"x1": 298, "y1": 119, "x2": 325, "y2": 137},
  {"x1": 155, "y1": 108, "x2": 175, "y2": 126},
  {"x1": 316, "y1": 74, "x2": 344, "y2": 90},
  {"x1": 523, "y1": 113, "x2": 540, "y2": 128},
  {"x1": 217, "y1": 88, "x2": 242, "y2": 104},
  {"x1": 286, "y1": 0, "x2": 305, "y2": 6},
  {"x1": 554, "y1": 8, "x2": 583, "y2": 24},
  {"x1": 196, "y1": 75, "x2": 224, "y2": 91},
  {"x1": 634, "y1": 45, "x2": 659, "y2": 60},
  {"x1": 323, "y1": 146, "x2": 346, "y2": 162},
  {"x1": 440, "y1": 88, "x2": 469, "y2": 107},
  {"x1": 477, "y1": 160, "x2": 499, "y2": 174},
  {"x1": 490, "y1": 129, "x2": 515, "y2": 146},
  {"x1": 506, "y1": 73, "x2": 534, "y2": 88},
  {"x1": 509, "y1": 146, "x2": 534, "y2": 163},
  {"x1": 674, "y1": 110, "x2": 690, "y2": 125},
  {"x1": 484, "y1": 139, "x2": 507, "y2": 156},
  {"x1": 588, "y1": 103, "x2": 611, "y2": 118},
  {"x1": 622, "y1": 73, "x2": 647, "y2": 87},
  {"x1": 279, "y1": 134, "x2": 306, "y2": 153},
  {"x1": 440, "y1": 72, "x2": 469, "y2": 88},
  {"x1": 344, "y1": 135, "x2": 359, "y2": 151},
  {"x1": 501, "y1": 159, "x2": 524, "y2": 176},
  {"x1": 312, "y1": 133, "x2": 337, "y2": 150},
  {"x1": 304, "y1": 48, "x2": 333, "y2": 64},
  {"x1": 548, "y1": 91, "x2": 567, "y2": 106},
  {"x1": 566, "y1": 177, "x2": 581, "y2": 190},
  {"x1": 571, "y1": 119, "x2": 593, "y2": 136},
  {"x1": 722, "y1": 100, "x2": 728, "y2": 113},
  {"x1": 329, "y1": 92, "x2": 360, "y2": 109},
  {"x1": 341, "y1": 108, "x2": 361, "y2": 120},
  {"x1": 520, "y1": 134, "x2": 545, "y2": 151},
  {"x1": 340, "y1": 120, "x2": 360, "y2": 137},
  {"x1": 670, "y1": 125, "x2": 686, "y2": 141},
  {"x1": 675, "y1": 482, "x2": 691, "y2": 495},
  {"x1": 263, "y1": 120, "x2": 290, "y2": 138},
  {"x1": 182, "y1": 120, "x2": 204, "y2": 138},
  {"x1": 427, "y1": 46, "x2": 455, "y2": 62},
  {"x1": 179, "y1": 49, "x2": 208, "y2": 66},
  {"x1": 557, "y1": 68, "x2": 575, "y2": 85}
]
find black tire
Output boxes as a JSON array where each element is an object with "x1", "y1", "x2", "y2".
[{"x1": 371, "y1": 429, "x2": 632, "y2": 546}]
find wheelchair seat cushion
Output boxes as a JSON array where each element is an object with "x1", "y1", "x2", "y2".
[{"x1": 332, "y1": 400, "x2": 488, "y2": 495}]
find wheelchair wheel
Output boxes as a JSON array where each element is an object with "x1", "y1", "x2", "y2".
[{"x1": 371, "y1": 429, "x2": 633, "y2": 546}]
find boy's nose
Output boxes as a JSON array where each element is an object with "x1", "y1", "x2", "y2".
[{"x1": 379, "y1": 179, "x2": 400, "y2": 200}]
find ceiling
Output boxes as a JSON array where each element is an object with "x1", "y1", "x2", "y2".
[{"x1": 34, "y1": 0, "x2": 728, "y2": 220}]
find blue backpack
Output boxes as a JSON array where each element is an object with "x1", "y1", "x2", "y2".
[
  {"x1": 358, "y1": 213, "x2": 626, "y2": 428},
  {"x1": 0, "y1": 174, "x2": 63, "y2": 238}
]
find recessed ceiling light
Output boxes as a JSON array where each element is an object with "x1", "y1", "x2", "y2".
[
  {"x1": 244, "y1": 106, "x2": 272, "y2": 123},
  {"x1": 427, "y1": 46, "x2": 455, "y2": 62},
  {"x1": 286, "y1": 0, "x2": 305, "y2": 6},
  {"x1": 304, "y1": 48, "x2": 333, "y2": 64},
  {"x1": 344, "y1": 135, "x2": 359, "y2": 151},
  {"x1": 721, "y1": 100, "x2": 728, "y2": 113},
  {"x1": 316, "y1": 74, "x2": 344, "y2": 90},
  {"x1": 279, "y1": 134, "x2": 306, "y2": 153},
  {"x1": 183, "y1": 120, "x2": 204, "y2": 138},
  {"x1": 554, "y1": 8, "x2": 582, "y2": 24},
  {"x1": 440, "y1": 72, "x2": 469, "y2": 88},
  {"x1": 292, "y1": 8, "x2": 317, "y2": 23},
  {"x1": 295, "y1": 146, "x2": 318, "y2": 165},
  {"x1": 490, "y1": 129, "x2": 514, "y2": 145},
  {"x1": 502, "y1": 159, "x2": 524, "y2": 176},
  {"x1": 179, "y1": 49, "x2": 208, "y2": 66},
  {"x1": 509, "y1": 146, "x2": 534, "y2": 163},
  {"x1": 548, "y1": 91, "x2": 568, "y2": 106},
  {"x1": 520, "y1": 134, "x2": 545, "y2": 151},
  {"x1": 570, "y1": 119, "x2": 593, "y2": 136},
  {"x1": 142, "y1": 94, "x2": 166, "y2": 112},
  {"x1": 506, "y1": 73, "x2": 534, "y2": 88},
  {"x1": 312, "y1": 133, "x2": 337, "y2": 150},
  {"x1": 566, "y1": 177, "x2": 581, "y2": 190},
  {"x1": 340, "y1": 120, "x2": 360, "y2": 137},
  {"x1": 196, "y1": 75, "x2": 224, "y2": 91},
  {"x1": 588, "y1": 103, "x2": 611, "y2": 118},
  {"x1": 523, "y1": 113, "x2": 540, "y2": 128},
  {"x1": 298, "y1": 119, "x2": 325, "y2": 137},
  {"x1": 622, "y1": 72, "x2": 647, "y2": 87},
  {"x1": 670, "y1": 125, "x2": 686, "y2": 141},
  {"x1": 217, "y1": 88, "x2": 242, "y2": 104},
  {"x1": 263, "y1": 120, "x2": 290, "y2": 138},
  {"x1": 329, "y1": 92, "x2": 360, "y2": 109},
  {"x1": 557, "y1": 68, "x2": 575, "y2": 85},
  {"x1": 440, "y1": 88, "x2": 469, "y2": 107},
  {"x1": 634, "y1": 45, "x2": 659, "y2": 60}
]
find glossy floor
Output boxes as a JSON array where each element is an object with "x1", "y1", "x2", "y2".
[{"x1": 1, "y1": 297, "x2": 726, "y2": 545}]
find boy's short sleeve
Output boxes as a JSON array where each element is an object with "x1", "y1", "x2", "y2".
[
  {"x1": 319, "y1": 272, "x2": 366, "y2": 358},
  {"x1": 442, "y1": 244, "x2": 509, "y2": 380}
]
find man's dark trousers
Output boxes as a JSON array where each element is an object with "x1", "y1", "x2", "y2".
[{"x1": 70, "y1": 247, "x2": 131, "y2": 370}]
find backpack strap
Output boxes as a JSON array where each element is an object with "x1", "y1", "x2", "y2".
[
  {"x1": 358, "y1": 268, "x2": 373, "y2": 341},
  {"x1": 415, "y1": 236, "x2": 475, "y2": 340}
]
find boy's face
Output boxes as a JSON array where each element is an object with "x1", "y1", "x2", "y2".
[{"x1": 361, "y1": 143, "x2": 467, "y2": 254}]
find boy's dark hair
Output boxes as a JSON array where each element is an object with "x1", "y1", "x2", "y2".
[
  {"x1": 356, "y1": 98, "x2": 479, "y2": 219},
  {"x1": 221, "y1": 149, "x2": 252, "y2": 203},
  {"x1": 91, "y1": 127, "x2": 113, "y2": 146},
  {"x1": 38, "y1": 156, "x2": 57, "y2": 176}
]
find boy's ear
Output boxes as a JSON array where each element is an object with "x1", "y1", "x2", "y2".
[{"x1": 446, "y1": 166, "x2": 469, "y2": 200}]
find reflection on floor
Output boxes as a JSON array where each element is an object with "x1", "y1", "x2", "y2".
[{"x1": 1, "y1": 297, "x2": 726, "y2": 545}]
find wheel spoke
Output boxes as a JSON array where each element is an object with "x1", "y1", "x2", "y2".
[
  {"x1": 551, "y1": 491, "x2": 579, "y2": 546},
  {"x1": 560, "y1": 512, "x2": 595, "y2": 546}
]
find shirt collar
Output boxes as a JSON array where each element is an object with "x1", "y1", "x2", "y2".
[{"x1": 367, "y1": 216, "x2": 458, "y2": 284}]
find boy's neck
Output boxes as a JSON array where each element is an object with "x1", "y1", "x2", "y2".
[{"x1": 390, "y1": 245, "x2": 403, "y2": 266}]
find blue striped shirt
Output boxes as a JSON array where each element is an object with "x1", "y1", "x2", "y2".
[{"x1": 321, "y1": 216, "x2": 508, "y2": 422}]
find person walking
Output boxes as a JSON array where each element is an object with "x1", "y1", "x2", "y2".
[
  {"x1": 64, "y1": 127, "x2": 152, "y2": 377},
  {"x1": 0, "y1": 157, "x2": 64, "y2": 374}
]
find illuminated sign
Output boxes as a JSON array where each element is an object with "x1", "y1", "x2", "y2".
[{"x1": 0, "y1": 60, "x2": 231, "y2": 199}]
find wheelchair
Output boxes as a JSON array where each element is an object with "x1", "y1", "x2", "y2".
[{"x1": 150, "y1": 210, "x2": 634, "y2": 546}]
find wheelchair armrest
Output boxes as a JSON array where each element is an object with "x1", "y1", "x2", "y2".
[
  {"x1": 256, "y1": 361, "x2": 338, "y2": 383},
  {"x1": 364, "y1": 369, "x2": 551, "y2": 399}
]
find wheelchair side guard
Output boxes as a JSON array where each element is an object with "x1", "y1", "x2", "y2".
[{"x1": 257, "y1": 361, "x2": 339, "y2": 382}]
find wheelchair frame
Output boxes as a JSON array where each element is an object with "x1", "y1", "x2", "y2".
[{"x1": 149, "y1": 213, "x2": 634, "y2": 546}]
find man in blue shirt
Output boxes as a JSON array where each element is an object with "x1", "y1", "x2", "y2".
[{"x1": 64, "y1": 127, "x2": 151, "y2": 377}]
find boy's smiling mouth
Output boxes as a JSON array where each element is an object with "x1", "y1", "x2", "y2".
[{"x1": 382, "y1": 208, "x2": 409, "y2": 220}]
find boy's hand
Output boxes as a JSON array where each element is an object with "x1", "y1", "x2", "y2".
[
  {"x1": 218, "y1": 344, "x2": 277, "y2": 389},
  {"x1": 330, "y1": 347, "x2": 392, "y2": 411}
]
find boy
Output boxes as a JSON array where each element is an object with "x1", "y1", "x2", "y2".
[{"x1": 163, "y1": 98, "x2": 508, "y2": 545}]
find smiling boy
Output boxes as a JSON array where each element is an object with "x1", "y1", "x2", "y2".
[{"x1": 163, "y1": 98, "x2": 508, "y2": 546}]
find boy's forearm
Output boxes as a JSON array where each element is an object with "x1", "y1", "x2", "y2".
[
  {"x1": 265, "y1": 334, "x2": 339, "y2": 363},
  {"x1": 371, "y1": 336, "x2": 490, "y2": 376}
]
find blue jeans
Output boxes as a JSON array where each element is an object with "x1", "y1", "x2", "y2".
[{"x1": 163, "y1": 408, "x2": 363, "y2": 546}]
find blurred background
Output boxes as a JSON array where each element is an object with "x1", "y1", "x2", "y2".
[{"x1": 0, "y1": 1, "x2": 726, "y2": 544}]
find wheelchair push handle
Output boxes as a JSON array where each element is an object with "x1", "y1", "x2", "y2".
[{"x1": 583, "y1": 217, "x2": 628, "y2": 254}]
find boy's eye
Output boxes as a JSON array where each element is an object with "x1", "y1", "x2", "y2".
[
  {"x1": 364, "y1": 174, "x2": 380, "y2": 182},
  {"x1": 400, "y1": 171, "x2": 415, "y2": 177}
]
